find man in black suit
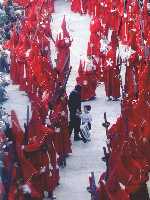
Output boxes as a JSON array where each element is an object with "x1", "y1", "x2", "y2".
[{"x1": 68, "y1": 85, "x2": 82, "y2": 141}]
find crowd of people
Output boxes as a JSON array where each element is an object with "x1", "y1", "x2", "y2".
[
  {"x1": 97, "y1": 65, "x2": 150, "y2": 199},
  {"x1": 74, "y1": 0, "x2": 150, "y2": 102},
  {"x1": 0, "y1": 0, "x2": 19, "y2": 104},
  {"x1": 0, "y1": 0, "x2": 73, "y2": 199},
  {"x1": 0, "y1": 0, "x2": 149, "y2": 199},
  {"x1": 0, "y1": 0, "x2": 24, "y2": 104},
  {"x1": 70, "y1": 0, "x2": 150, "y2": 199},
  {"x1": 0, "y1": 0, "x2": 22, "y2": 44}
]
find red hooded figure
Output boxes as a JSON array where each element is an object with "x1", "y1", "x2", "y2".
[
  {"x1": 76, "y1": 57, "x2": 97, "y2": 101},
  {"x1": 55, "y1": 16, "x2": 72, "y2": 82},
  {"x1": 103, "y1": 48, "x2": 120, "y2": 100}
]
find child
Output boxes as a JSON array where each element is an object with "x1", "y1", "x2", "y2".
[{"x1": 80, "y1": 105, "x2": 92, "y2": 143}]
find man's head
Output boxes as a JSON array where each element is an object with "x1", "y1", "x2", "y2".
[
  {"x1": 75, "y1": 84, "x2": 82, "y2": 93},
  {"x1": 84, "y1": 105, "x2": 91, "y2": 113}
]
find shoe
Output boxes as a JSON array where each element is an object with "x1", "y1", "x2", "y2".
[
  {"x1": 112, "y1": 97, "x2": 120, "y2": 101},
  {"x1": 80, "y1": 132, "x2": 88, "y2": 143},
  {"x1": 87, "y1": 186, "x2": 92, "y2": 193},
  {"x1": 48, "y1": 192, "x2": 56, "y2": 199},
  {"x1": 107, "y1": 97, "x2": 112, "y2": 101},
  {"x1": 81, "y1": 137, "x2": 87, "y2": 143},
  {"x1": 74, "y1": 135, "x2": 82, "y2": 141}
]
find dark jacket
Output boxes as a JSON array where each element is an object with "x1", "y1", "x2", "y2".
[
  {"x1": 68, "y1": 89, "x2": 81, "y2": 117},
  {"x1": 0, "y1": 55, "x2": 9, "y2": 73}
]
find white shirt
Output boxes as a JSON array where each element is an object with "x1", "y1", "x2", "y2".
[{"x1": 81, "y1": 112, "x2": 92, "y2": 125}]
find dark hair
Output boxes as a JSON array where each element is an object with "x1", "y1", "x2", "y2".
[
  {"x1": 84, "y1": 105, "x2": 91, "y2": 111},
  {"x1": 75, "y1": 84, "x2": 81, "y2": 92}
]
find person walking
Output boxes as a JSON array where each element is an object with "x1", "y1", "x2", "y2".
[{"x1": 68, "y1": 85, "x2": 82, "y2": 141}]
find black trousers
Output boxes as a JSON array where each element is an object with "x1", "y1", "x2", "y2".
[{"x1": 69, "y1": 116, "x2": 81, "y2": 137}]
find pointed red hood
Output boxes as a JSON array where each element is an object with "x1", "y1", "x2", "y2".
[{"x1": 61, "y1": 15, "x2": 70, "y2": 38}]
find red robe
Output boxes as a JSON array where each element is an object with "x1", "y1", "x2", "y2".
[
  {"x1": 76, "y1": 60, "x2": 97, "y2": 101},
  {"x1": 87, "y1": 32, "x2": 100, "y2": 56},
  {"x1": 124, "y1": 66, "x2": 138, "y2": 99},
  {"x1": 71, "y1": 0, "x2": 82, "y2": 13},
  {"x1": 50, "y1": 94, "x2": 71, "y2": 157},
  {"x1": 23, "y1": 111, "x2": 59, "y2": 194},
  {"x1": 103, "y1": 49, "x2": 120, "y2": 99},
  {"x1": 93, "y1": 56, "x2": 104, "y2": 83},
  {"x1": 87, "y1": 17, "x2": 101, "y2": 56},
  {"x1": 55, "y1": 33, "x2": 71, "y2": 82}
]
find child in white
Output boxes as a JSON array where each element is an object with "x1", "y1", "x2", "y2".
[{"x1": 80, "y1": 105, "x2": 92, "y2": 142}]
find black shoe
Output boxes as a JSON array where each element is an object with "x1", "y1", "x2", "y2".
[
  {"x1": 107, "y1": 97, "x2": 112, "y2": 101},
  {"x1": 87, "y1": 186, "x2": 92, "y2": 193},
  {"x1": 81, "y1": 137, "x2": 87, "y2": 143},
  {"x1": 74, "y1": 135, "x2": 82, "y2": 141},
  {"x1": 80, "y1": 132, "x2": 88, "y2": 143},
  {"x1": 48, "y1": 192, "x2": 56, "y2": 199},
  {"x1": 112, "y1": 97, "x2": 120, "y2": 101}
]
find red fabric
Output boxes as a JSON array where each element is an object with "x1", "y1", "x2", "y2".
[
  {"x1": 4, "y1": 0, "x2": 62, "y2": 197},
  {"x1": 13, "y1": 0, "x2": 29, "y2": 7},
  {"x1": 55, "y1": 33, "x2": 71, "y2": 75},
  {"x1": 76, "y1": 59, "x2": 97, "y2": 101},
  {"x1": 87, "y1": 32, "x2": 100, "y2": 56},
  {"x1": 76, "y1": 70, "x2": 97, "y2": 101},
  {"x1": 78, "y1": 59, "x2": 85, "y2": 75},
  {"x1": 115, "y1": 158, "x2": 133, "y2": 186},
  {"x1": 93, "y1": 57, "x2": 104, "y2": 82},
  {"x1": 24, "y1": 138, "x2": 58, "y2": 196},
  {"x1": 97, "y1": 181, "x2": 109, "y2": 200},
  {"x1": 17, "y1": 147, "x2": 38, "y2": 182},
  {"x1": 90, "y1": 17, "x2": 101, "y2": 33},
  {"x1": 50, "y1": 95, "x2": 71, "y2": 155},
  {"x1": 11, "y1": 110, "x2": 24, "y2": 145},
  {"x1": 110, "y1": 30, "x2": 119, "y2": 50},
  {"x1": 71, "y1": 0, "x2": 82, "y2": 13},
  {"x1": 87, "y1": 0, "x2": 100, "y2": 16},
  {"x1": 124, "y1": 66, "x2": 138, "y2": 99},
  {"x1": 103, "y1": 49, "x2": 120, "y2": 98},
  {"x1": 119, "y1": 16, "x2": 129, "y2": 44},
  {"x1": 61, "y1": 15, "x2": 70, "y2": 38},
  {"x1": 109, "y1": 10, "x2": 122, "y2": 32},
  {"x1": 106, "y1": 172, "x2": 130, "y2": 200}
]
